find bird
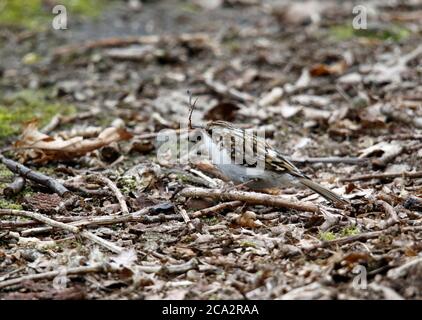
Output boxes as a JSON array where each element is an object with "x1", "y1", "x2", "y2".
[{"x1": 194, "y1": 120, "x2": 348, "y2": 208}]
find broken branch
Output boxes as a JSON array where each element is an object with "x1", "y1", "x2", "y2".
[
  {"x1": 0, "y1": 263, "x2": 110, "y2": 290},
  {"x1": 3, "y1": 176, "x2": 26, "y2": 198},
  {"x1": 89, "y1": 175, "x2": 129, "y2": 214},
  {"x1": 0, "y1": 209, "x2": 124, "y2": 254},
  {"x1": 0, "y1": 154, "x2": 70, "y2": 197},
  {"x1": 339, "y1": 170, "x2": 422, "y2": 182},
  {"x1": 179, "y1": 187, "x2": 320, "y2": 213}
]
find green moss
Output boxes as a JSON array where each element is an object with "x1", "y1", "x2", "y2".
[
  {"x1": 202, "y1": 216, "x2": 219, "y2": 225},
  {"x1": 341, "y1": 226, "x2": 360, "y2": 237},
  {"x1": 319, "y1": 231, "x2": 337, "y2": 241},
  {"x1": 0, "y1": 0, "x2": 109, "y2": 29},
  {"x1": 118, "y1": 176, "x2": 138, "y2": 195},
  {"x1": 0, "y1": 89, "x2": 76, "y2": 139},
  {"x1": 240, "y1": 241, "x2": 257, "y2": 248},
  {"x1": 21, "y1": 186, "x2": 35, "y2": 197},
  {"x1": 66, "y1": 0, "x2": 105, "y2": 16},
  {"x1": 22, "y1": 52, "x2": 41, "y2": 65},
  {"x1": 330, "y1": 24, "x2": 410, "y2": 42},
  {"x1": 319, "y1": 227, "x2": 360, "y2": 241},
  {"x1": 0, "y1": 199, "x2": 23, "y2": 210},
  {"x1": 0, "y1": 164, "x2": 14, "y2": 180}
]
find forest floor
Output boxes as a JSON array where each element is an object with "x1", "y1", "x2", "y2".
[{"x1": 0, "y1": 0, "x2": 421, "y2": 299}]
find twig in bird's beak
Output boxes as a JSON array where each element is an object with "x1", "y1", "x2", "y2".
[{"x1": 187, "y1": 90, "x2": 199, "y2": 130}]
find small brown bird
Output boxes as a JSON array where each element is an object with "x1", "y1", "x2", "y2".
[{"x1": 197, "y1": 120, "x2": 348, "y2": 207}]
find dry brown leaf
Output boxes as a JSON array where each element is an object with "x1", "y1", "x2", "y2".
[
  {"x1": 310, "y1": 60, "x2": 347, "y2": 77},
  {"x1": 14, "y1": 121, "x2": 133, "y2": 163}
]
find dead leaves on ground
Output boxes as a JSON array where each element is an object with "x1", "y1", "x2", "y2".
[{"x1": 14, "y1": 121, "x2": 133, "y2": 164}]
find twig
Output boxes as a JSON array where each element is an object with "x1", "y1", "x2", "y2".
[
  {"x1": 179, "y1": 187, "x2": 320, "y2": 213},
  {"x1": 304, "y1": 225, "x2": 422, "y2": 251},
  {"x1": 42, "y1": 108, "x2": 102, "y2": 134},
  {"x1": 0, "y1": 220, "x2": 39, "y2": 229},
  {"x1": 191, "y1": 201, "x2": 243, "y2": 218},
  {"x1": 304, "y1": 230, "x2": 383, "y2": 251},
  {"x1": 289, "y1": 156, "x2": 369, "y2": 165},
  {"x1": 137, "y1": 258, "x2": 198, "y2": 274},
  {"x1": 387, "y1": 257, "x2": 422, "y2": 280},
  {"x1": 3, "y1": 176, "x2": 26, "y2": 197},
  {"x1": 189, "y1": 168, "x2": 219, "y2": 188},
  {"x1": 53, "y1": 35, "x2": 160, "y2": 57},
  {"x1": 0, "y1": 154, "x2": 70, "y2": 197},
  {"x1": 0, "y1": 258, "x2": 198, "y2": 290},
  {"x1": 381, "y1": 104, "x2": 422, "y2": 129},
  {"x1": 53, "y1": 33, "x2": 214, "y2": 57},
  {"x1": 134, "y1": 128, "x2": 187, "y2": 140},
  {"x1": 0, "y1": 215, "x2": 98, "y2": 230},
  {"x1": 177, "y1": 206, "x2": 196, "y2": 231},
  {"x1": 19, "y1": 203, "x2": 176, "y2": 236},
  {"x1": 382, "y1": 133, "x2": 422, "y2": 141},
  {"x1": 339, "y1": 170, "x2": 422, "y2": 182},
  {"x1": 377, "y1": 200, "x2": 399, "y2": 229},
  {"x1": 187, "y1": 90, "x2": 198, "y2": 130},
  {"x1": 204, "y1": 77, "x2": 254, "y2": 103},
  {"x1": 368, "y1": 283, "x2": 404, "y2": 300},
  {"x1": 0, "y1": 263, "x2": 110, "y2": 289},
  {"x1": 41, "y1": 114, "x2": 62, "y2": 134},
  {"x1": 89, "y1": 175, "x2": 129, "y2": 214},
  {"x1": 0, "y1": 209, "x2": 124, "y2": 253}
]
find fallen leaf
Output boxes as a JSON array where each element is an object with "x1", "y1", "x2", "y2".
[
  {"x1": 14, "y1": 121, "x2": 133, "y2": 163},
  {"x1": 359, "y1": 141, "x2": 403, "y2": 160},
  {"x1": 310, "y1": 60, "x2": 347, "y2": 77}
]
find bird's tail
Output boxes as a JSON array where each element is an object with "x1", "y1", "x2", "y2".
[{"x1": 298, "y1": 178, "x2": 349, "y2": 208}]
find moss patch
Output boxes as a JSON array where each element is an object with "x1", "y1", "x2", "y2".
[
  {"x1": 0, "y1": 0, "x2": 109, "y2": 29},
  {"x1": 0, "y1": 198, "x2": 23, "y2": 210},
  {"x1": 118, "y1": 176, "x2": 138, "y2": 195},
  {"x1": 240, "y1": 241, "x2": 258, "y2": 248},
  {"x1": 0, "y1": 164, "x2": 14, "y2": 180},
  {"x1": 0, "y1": 89, "x2": 76, "y2": 139},
  {"x1": 202, "y1": 216, "x2": 219, "y2": 225},
  {"x1": 319, "y1": 231, "x2": 336, "y2": 241},
  {"x1": 341, "y1": 226, "x2": 360, "y2": 237},
  {"x1": 319, "y1": 226, "x2": 360, "y2": 241},
  {"x1": 330, "y1": 24, "x2": 410, "y2": 42}
]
